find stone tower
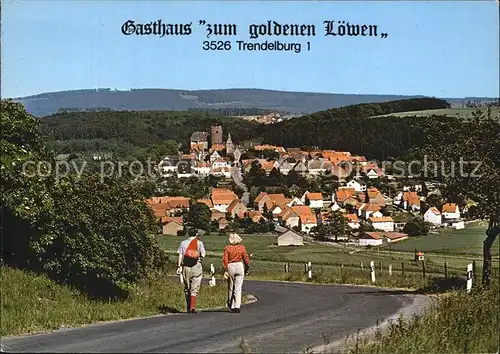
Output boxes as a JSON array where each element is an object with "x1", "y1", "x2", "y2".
[
  {"x1": 210, "y1": 125, "x2": 223, "y2": 145},
  {"x1": 226, "y1": 132, "x2": 235, "y2": 155}
]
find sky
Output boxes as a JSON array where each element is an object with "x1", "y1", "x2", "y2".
[{"x1": 2, "y1": 0, "x2": 499, "y2": 98}]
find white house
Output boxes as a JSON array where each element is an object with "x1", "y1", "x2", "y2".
[
  {"x1": 288, "y1": 197, "x2": 304, "y2": 207},
  {"x1": 347, "y1": 180, "x2": 366, "y2": 192},
  {"x1": 359, "y1": 231, "x2": 408, "y2": 246},
  {"x1": 299, "y1": 214, "x2": 317, "y2": 233},
  {"x1": 209, "y1": 151, "x2": 222, "y2": 163},
  {"x1": 210, "y1": 167, "x2": 231, "y2": 178},
  {"x1": 442, "y1": 203, "x2": 460, "y2": 220},
  {"x1": 424, "y1": 207, "x2": 442, "y2": 225},
  {"x1": 359, "y1": 232, "x2": 384, "y2": 246},
  {"x1": 271, "y1": 205, "x2": 283, "y2": 220},
  {"x1": 302, "y1": 192, "x2": 324, "y2": 209},
  {"x1": 330, "y1": 202, "x2": 341, "y2": 212},
  {"x1": 368, "y1": 216, "x2": 394, "y2": 232},
  {"x1": 344, "y1": 214, "x2": 360, "y2": 229},
  {"x1": 277, "y1": 230, "x2": 304, "y2": 246},
  {"x1": 212, "y1": 158, "x2": 229, "y2": 169},
  {"x1": 358, "y1": 203, "x2": 382, "y2": 219},
  {"x1": 193, "y1": 161, "x2": 210, "y2": 176}
]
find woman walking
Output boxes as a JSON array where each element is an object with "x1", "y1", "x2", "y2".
[{"x1": 223, "y1": 233, "x2": 250, "y2": 313}]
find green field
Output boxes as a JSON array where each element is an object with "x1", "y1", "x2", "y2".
[
  {"x1": 158, "y1": 223, "x2": 499, "y2": 288},
  {"x1": 385, "y1": 222, "x2": 499, "y2": 256},
  {"x1": 371, "y1": 107, "x2": 499, "y2": 119}
]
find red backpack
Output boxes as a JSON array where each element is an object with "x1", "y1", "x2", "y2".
[{"x1": 183, "y1": 239, "x2": 200, "y2": 267}]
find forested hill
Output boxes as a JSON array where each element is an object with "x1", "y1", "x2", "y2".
[
  {"x1": 257, "y1": 97, "x2": 450, "y2": 154},
  {"x1": 15, "y1": 88, "x2": 428, "y2": 117},
  {"x1": 41, "y1": 97, "x2": 452, "y2": 160}
]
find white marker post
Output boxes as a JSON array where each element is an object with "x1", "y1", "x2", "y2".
[
  {"x1": 370, "y1": 261, "x2": 376, "y2": 283},
  {"x1": 209, "y1": 263, "x2": 216, "y2": 287},
  {"x1": 466, "y1": 263, "x2": 473, "y2": 293},
  {"x1": 388, "y1": 264, "x2": 393, "y2": 276},
  {"x1": 308, "y1": 261, "x2": 312, "y2": 279}
]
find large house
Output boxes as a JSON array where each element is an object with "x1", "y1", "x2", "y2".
[
  {"x1": 442, "y1": 203, "x2": 460, "y2": 220},
  {"x1": 359, "y1": 231, "x2": 408, "y2": 246},
  {"x1": 344, "y1": 214, "x2": 360, "y2": 229},
  {"x1": 394, "y1": 191, "x2": 421, "y2": 211},
  {"x1": 346, "y1": 179, "x2": 366, "y2": 192},
  {"x1": 368, "y1": 216, "x2": 395, "y2": 232},
  {"x1": 211, "y1": 188, "x2": 239, "y2": 212},
  {"x1": 424, "y1": 207, "x2": 442, "y2": 225},
  {"x1": 302, "y1": 192, "x2": 324, "y2": 209}
]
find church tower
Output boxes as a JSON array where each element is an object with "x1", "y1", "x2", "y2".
[{"x1": 226, "y1": 132, "x2": 235, "y2": 155}]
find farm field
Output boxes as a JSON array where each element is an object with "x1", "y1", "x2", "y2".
[
  {"x1": 384, "y1": 222, "x2": 499, "y2": 256},
  {"x1": 158, "y1": 224, "x2": 499, "y2": 284},
  {"x1": 371, "y1": 106, "x2": 499, "y2": 119}
]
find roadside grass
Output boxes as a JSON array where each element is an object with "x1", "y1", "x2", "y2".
[
  {"x1": 0, "y1": 266, "x2": 245, "y2": 337},
  {"x1": 341, "y1": 282, "x2": 499, "y2": 354}
]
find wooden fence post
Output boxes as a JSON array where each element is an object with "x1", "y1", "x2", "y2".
[
  {"x1": 340, "y1": 263, "x2": 344, "y2": 279},
  {"x1": 444, "y1": 262, "x2": 448, "y2": 279},
  {"x1": 401, "y1": 262, "x2": 405, "y2": 276},
  {"x1": 379, "y1": 261, "x2": 382, "y2": 277},
  {"x1": 472, "y1": 260, "x2": 476, "y2": 281},
  {"x1": 422, "y1": 261, "x2": 426, "y2": 279}
]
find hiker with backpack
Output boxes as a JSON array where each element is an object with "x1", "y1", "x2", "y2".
[{"x1": 176, "y1": 228, "x2": 206, "y2": 313}]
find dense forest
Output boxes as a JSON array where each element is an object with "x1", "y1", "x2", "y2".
[{"x1": 41, "y1": 97, "x2": 451, "y2": 160}]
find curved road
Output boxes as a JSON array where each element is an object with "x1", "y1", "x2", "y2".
[{"x1": 1, "y1": 280, "x2": 429, "y2": 353}]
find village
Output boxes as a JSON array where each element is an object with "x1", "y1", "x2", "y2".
[{"x1": 148, "y1": 125, "x2": 470, "y2": 248}]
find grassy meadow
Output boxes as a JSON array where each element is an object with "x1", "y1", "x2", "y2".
[
  {"x1": 158, "y1": 223, "x2": 499, "y2": 290},
  {"x1": 0, "y1": 266, "x2": 248, "y2": 337}
]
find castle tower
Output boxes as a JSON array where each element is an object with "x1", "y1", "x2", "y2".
[
  {"x1": 210, "y1": 125, "x2": 223, "y2": 145},
  {"x1": 226, "y1": 132, "x2": 235, "y2": 155}
]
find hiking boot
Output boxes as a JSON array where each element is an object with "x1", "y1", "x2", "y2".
[{"x1": 230, "y1": 308, "x2": 240, "y2": 313}]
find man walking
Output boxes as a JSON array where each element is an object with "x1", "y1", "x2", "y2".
[{"x1": 177, "y1": 228, "x2": 206, "y2": 313}]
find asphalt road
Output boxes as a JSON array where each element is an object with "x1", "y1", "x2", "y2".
[{"x1": 1, "y1": 280, "x2": 429, "y2": 353}]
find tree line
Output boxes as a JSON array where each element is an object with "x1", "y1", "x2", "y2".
[{"x1": 40, "y1": 97, "x2": 451, "y2": 161}]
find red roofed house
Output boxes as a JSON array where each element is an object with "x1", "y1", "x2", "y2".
[
  {"x1": 424, "y1": 207, "x2": 442, "y2": 225},
  {"x1": 358, "y1": 203, "x2": 382, "y2": 219},
  {"x1": 161, "y1": 216, "x2": 184, "y2": 236},
  {"x1": 368, "y1": 216, "x2": 395, "y2": 232},
  {"x1": 344, "y1": 214, "x2": 360, "y2": 229},
  {"x1": 227, "y1": 199, "x2": 247, "y2": 218},
  {"x1": 281, "y1": 206, "x2": 300, "y2": 229},
  {"x1": 442, "y1": 203, "x2": 460, "y2": 220},
  {"x1": 211, "y1": 189, "x2": 239, "y2": 212},
  {"x1": 302, "y1": 191, "x2": 324, "y2": 209},
  {"x1": 359, "y1": 231, "x2": 408, "y2": 246}
]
